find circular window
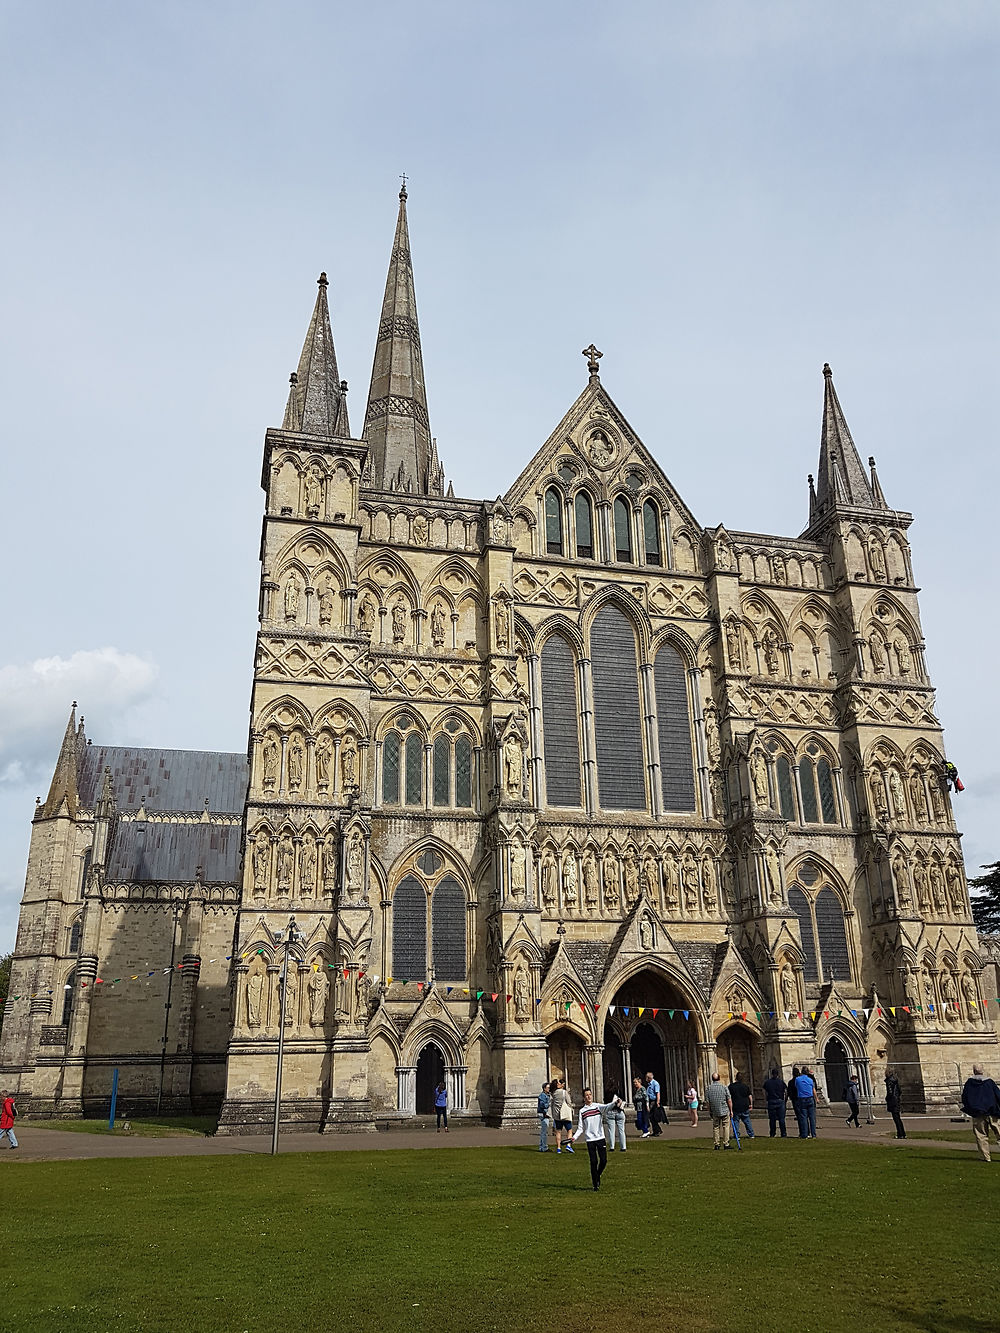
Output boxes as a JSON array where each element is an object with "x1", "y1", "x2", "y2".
[{"x1": 797, "y1": 862, "x2": 820, "y2": 887}]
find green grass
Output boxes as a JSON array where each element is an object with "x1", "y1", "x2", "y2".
[
  {"x1": 889, "y1": 1129, "x2": 976, "y2": 1143},
  {"x1": 20, "y1": 1115, "x2": 216, "y2": 1138},
  {"x1": 3, "y1": 1139, "x2": 997, "y2": 1333}
]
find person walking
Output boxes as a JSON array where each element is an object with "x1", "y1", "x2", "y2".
[
  {"x1": 434, "y1": 1080, "x2": 449, "y2": 1132},
  {"x1": 644, "y1": 1071, "x2": 665, "y2": 1135},
  {"x1": 604, "y1": 1085, "x2": 627, "y2": 1152},
  {"x1": 729, "y1": 1071, "x2": 755, "y2": 1139},
  {"x1": 763, "y1": 1067, "x2": 788, "y2": 1138},
  {"x1": 845, "y1": 1075, "x2": 861, "y2": 1128},
  {"x1": 685, "y1": 1079, "x2": 700, "y2": 1127},
  {"x1": 551, "y1": 1078, "x2": 575, "y2": 1154},
  {"x1": 960, "y1": 1064, "x2": 1000, "y2": 1162},
  {"x1": 885, "y1": 1070, "x2": 906, "y2": 1139},
  {"x1": 705, "y1": 1072, "x2": 733, "y2": 1150},
  {"x1": 786, "y1": 1064, "x2": 801, "y2": 1131},
  {"x1": 0, "y1": 1091, "x2": 18, "y2": 1150},
  {"x1": 794, "y1": 1067, "x2": 817, "y2": 1138},
  {"x1": 572, "y1": 1089, "x2": 625, "y2": 1190},
  {"x1": 537, "y1": 1081, "x2": 552, "y2": 1152},
  {"x1": 632, "y1": 1076, "x2": 650, "y2": 1138}
]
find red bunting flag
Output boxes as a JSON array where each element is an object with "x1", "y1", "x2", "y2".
[
  {"x1": 593, "y1": 1004, "x2": 600, "y2": 1013},
  {"x1": 417, "y1": 982, "x2": 424, "y2": 991},
  {"x1": 506, "y1": 994, "x2": 512, "y2": 1002},
  {"x1": 580, "y1": 1003, "x2": 586, "y2": 1015},
  {"x1": 651, "y1": 1008, "x2": 659, "y2": 1018},
  {"x1": 824, "y1": 1010, "x2": 830, "y2": 1019},
  {"x1": 491, "y1": 993, "x2": 499, "y2": 1002}
]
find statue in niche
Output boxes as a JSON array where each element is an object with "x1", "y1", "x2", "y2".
[
  {"x1": 341, "y1": 734, "x2": 357, "y2": 789},
  {"x1": 887, "y1": 769, "x2": 906, "y2": 819},
  {"x1": 892, "y1": 857, "x2": 912, "y2": 909},
  {"x1": 252, "y1": 831, "x2": 270, "y2": 888},
  {"x1": 710, "y1": 772, "x2": 726, "y2": 820},
  {"x1": 766, "y1": 846, "x2": 784, "y2": 905},
  {"x1": 315, "y1": 734, "x2": 332, "y2": 787},
  {"x1": 262, "y1": 737, "x2": 279, "y2": 789},
  {"x1": 582, "y1": 852, "x2": 599, "y2": 910},
  {"x1": 287, "y1": 738, "x2": 304, "y2": 789},
  {"x1": 639, "y1": 916, "x2": 653, "y2": 951},
  {"x1": 946, "y1": 863, "x2": 964, "y2": 912},
  {"x1": 763, "y1": 629, "x2": 780, "y2": 675},
  {"x1": 780, "y1": 969, "x2": 797, "y2": 1013},
  {"x1": 725, "y1": 620, "x2": 744, "y2": 671},
  {"x1": 682, "y1": 858, "x2": 699, "y2": 912},
  {"x1": 602, "y1": 854, "x2": 620, "y2": 910},
  {"x1": 914, "y1": 862, "x2": 930, "y2": 911},
  {"x1": 510, "y1": 844, "x2": 527, "y2": 900},
  {"x1": 772, "y1": 554, "x2": 787, "y2": 585},
  {"x1": 494, "y1": 599, "x2": 510, "y2": 650},
  {"x1": 663, "y1": 852, "x2": 679, "y2": 912},
  {"x1": 561, "y1": 853, "x2": 578, "y2": 906},
  {"x1": 869, "y1": 634, "x2": 886, "y2": 673},
  {"x1": 431, "y1": 602, "x2": 446, "y2": 648},
  {"x1": 704, "y1": 708, "x2": 721, "y2": 766},
  {"x1": 641, "y1": 856, "x2": 659, "y2": 904},
  {"x1": 894, "y1": 637, "x2": 912, "y2": 675},
  {"x1": 355, "y1": 969, "x2": 374, "y2": 1024},
  {"x1": 540, "y1": 848, "x2": 557, "y2": 907},
  {"x1": 334, "y1": 966, "x2": 349, "y2": 1017},
  {"x1": 345, "y1": 830, "x2": 365, "y2": 898},
  {"x1": 318, "y1": 580, "x2": 336, "y2": 627},
  {"x1": 623, "y1": 850, "x2": 639, "y2": 909},
  {"x1": 358, "y1": 595, "x2": 377, "y2": 636},
  {"x1": 320, "y1": 840, "x2": 335, "y2": 893},
  {"x1": 392, "y1": 601, "x2": 407, "y2": 644},
  {"x1": 308, "y1": 966, "x2": 329, "y2": 1026},
  {"x1": 411, "y1": 515, "x2": 429, "y2": 545},
  {"x1": 962, "y1": 972, "x2": 980, "y2": 1020},
  {"x1": 750, "y1": 750, "x2": 770, "y2": 806},
  {"x1": 941, "y1": 971, "x2": 959, "y2": 1021},
  {"x1": 300, "y1": 838, "x2": 317, "y2": 894},
  {"x1": 908, "y1": 774, "x2": 927, "y2": 823},
  {"x1": 491, "y1": 514, "x2": 510, "y2": 545},
  {"x1": 276, "y1": 834, "x2": 294, "y2": 889},
  {"x1": 513, "y1": 968, "x2": 531, "y2": 1022},
  {"x1": 869, "y1": 542, "x2": 887, "y2": 582},
  {"x1": 702, "y1": 859, "x2": 718, "y2": 912},
  {"x1": 284, "y1": 576, "x2": 300, "y2": 623},
  {"x1": 868, "y1": 773, "x2": 887, "y2": 819},
  {"x1": 722, "y1": 857, "x2": 738, "y2": 908},
  {"x1": 928, "y1": 780, "x2": 947, "y2": 824},
  {"x1": 929, "y1": 864, "x2": 946, "y2": 910},
  {"x1": 715, "y1": 540, "x2": 732, "y2": 571},
  {"x1": 282, "y1": 967, "x2": 297, "y2": 1027},
  {"x1": 246, "y1": 965, "x2": 265, "y2": 1027},
  {"x1": 922, "y1": 970, "x2": 936, "y2": 1019},
  {"x1": 589, "y1": 432, "x2": 612, "y2": 465},
  {"x1": 304, "y1": 465, "x2": 323, "y2": 516},
  {"x1": 503, "y1": 735, "x2": 523, "y2": 796}
]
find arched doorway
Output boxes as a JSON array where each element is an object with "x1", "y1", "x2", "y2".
[
  {"x1": 823, "y1": 1037, "x2": 851, "y2": 1104},
  {"x1": 604, "y1": 969, "x2": 700, "y2": 1108},
  {"x1": 715, "y1": 1024, "x2": 760, "y2": 1092},
  {"x1": 415, "y1": 1042, "x2": 445, "y2": 1114},
  {"x1": 547, "y1": 1027, "x2": 586, "y2": 1098}
]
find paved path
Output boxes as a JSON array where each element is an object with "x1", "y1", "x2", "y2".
[{"x1": 0, "y1": 1113, "x2": 980, "y2": 1163}]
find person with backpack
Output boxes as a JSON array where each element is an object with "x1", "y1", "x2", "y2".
[
  {"x1": 960, "y1": 1065, "x2": 1000, "y2": 1162},
  {"x1": 537, "y1": 1081, "x2": 552, "y2": 1152},
  {"x1": 0, "y1": 1091, "x2": 18, "y2": 1150},
  {"x1": 845, "y1": 1075, "x2": 861, "y2": 1127}
]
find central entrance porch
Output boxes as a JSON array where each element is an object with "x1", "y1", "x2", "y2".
[{"x1": 601, "y1": 969, "x2": 702, "y2": 1109}]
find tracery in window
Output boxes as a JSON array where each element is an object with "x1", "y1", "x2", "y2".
[
  {"x1": 592, "y1": 605, "x2": 645, "y2": 810},
  {"x1": 545, "y1": 488, "x2": 563, "y2": 556},
  {"x1": 613, "y1": 498, "x2": 633, "y2": 563},
  {"x1": 643, "y1": 500, "x2": 662, "y2": 567},
  {"x1": 575, "y1": 492, "x2": 594, "y2": 559}
]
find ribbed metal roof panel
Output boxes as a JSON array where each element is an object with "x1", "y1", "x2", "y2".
[
  {"x1": 79, "y1": 746, "x2": 248, "y2": 814},
  {"x1": 106, "y1": 821, "x2": 243, "y2": 883}
]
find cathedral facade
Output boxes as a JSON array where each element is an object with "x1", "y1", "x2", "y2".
[{"x1": 4, "y1": 188, "x2": 997, "y2": 1129}]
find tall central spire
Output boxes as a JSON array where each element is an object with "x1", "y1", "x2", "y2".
[{"x1": 363, "y1": 184, "x2": 445, "y2": 494}]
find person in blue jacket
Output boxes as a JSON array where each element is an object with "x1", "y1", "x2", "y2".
[
  {"x1": 537, "y1": 1081, "x2": 552, "y2": 1152},
  {"x1": 794, "y1": 1067, "x2": 818, "y2": 1138},
  {"x1": 434, "y1": 1080, "x2": 448, "y2": 1132},
  {"x1": 961, "y1": 1065, "x2": 1000, "y2": 1162}
]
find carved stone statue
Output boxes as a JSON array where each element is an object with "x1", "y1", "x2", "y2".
[
  {"x1": 252, "y1": 831, "x2": 270, "y2": 888},
  {"x1": 946, "y1": 863, "x2": 964, "y2": 913},
  {"x1": 725, "y1": 620, "x2": 744, "y2": 670},
  {"x1": 561, "y1": 853, "x2": 578, "y2": 906},
  {"x1": 495, "y1": 599, "x2": 510, "y2": 650},
  {"x1": 282, "y1": 967, "x2": 297, "y2": 1027},
  {"x1": 766, "y1": 845, "x2": 784, "y2": 905},
  {"x1": 308, "y1": 966, "x2": 329, "y2": 1026},
  {"x1": 358, "y1": 595, "x2": 377, "y2": 636},
  {"x1": 663, "y1": 851, "x2": 679, "y2": 911},
  {"x1": 923, "y1": 970, "x2": 936, "y2": 1019},
  {"x1": 341, "y1": 734, "x2": 357, "y2": 789},
  {"x1": 710, "y1": 771, "x2": 726, "y2": 820},
  {"x1": 928, "y1": 780, "x2": 947, "y2": 824},
  {"x1": 868, "y1": 773, "x2": 887, "y2": 819},
  {"x1": 318, "y1": 581, "x2": 336, "y2": 627},
  {"x1": 702, "y1": 858, "x2": 718, "y2": 912},
  {"x1": 869, "y1": 634, "x2": 886, "y2": 673},
  {"x1": 411, "y1": 515, "x2": 428, "y2": 545},
  {"x1": 315, "y1": 734, "x2": 332, "y2": 787},
  {"x1": 540, "y1": 848, "x2": 557, "y2": 907},
  {"x1": 914, "y1": 862, "x2": 930, "y2": 911},
  {"x1": 300, "y1": 838, "x2": 317, "y2": 894},
  {"x1": 941, "y1": 971, "x2": 959, "y2": 1021},
  {"x1": 762, "y1": 629, "x2": 780, "y2": 675},
  {"x1": 772, "y1": 553, "x2": 786, "y2": 585},
  {"x1": 304, "y1": 465, "x2": 323, "y2": 515},
  {"x1": 930, "y1": 863, "x2": 946, "y2": 910},
  {"x1": 780, "y1": 969, "x2": 797, "y2": 1013},
  {"x1": 623, "y1": 850, "x2": 639, "y2": 909},
  {"x1": 682, "y1": 858, "x2": 699, "y2": 912},
  {"x1": 513, "y1": 967, "x2": 530, "y2": 1021},
  {"x1": 639, "y1": 916, "x2": 653, "y2": 951},
  {"x1": 355, "y1": 970, "x2": 374, "y2": 1025},
  {"x1": 869, "y1": 541, "x2": 887, "y2": 581},
  {"x1": 602, "y1": 854, "x2": 620, "y2": 909},
  {"x1": 908, "y1": 774, "x2": 927, "y2": 823},
  {"x1": 276, "y1": 834, "x2": 294, "y2": 888},
  {"x1": 641, "y1": 856, "x2": 659, "y2": 904},
  {"x1": 503, "y1": 735, "x2": 523, "y2": 796},
  {"x1": 887, "y1": 769, "x2": 906, "y2": 819},
  {"x1": 283, "y1": 576, "x2": 300, "y2": 622},
  {"x1": 510, "y1": 843, "x2": 527, "y2": 899},
  {"x1": 287, "y1": 738, "x2": 304, "y2": 789},
  {"x1": 431, "y1": 602, "x2": 446, "y2": 648},
  {"x1": 262, "y1": 737, "x2": 279, "y2": 788},
  {"x1": 894, "y1": 636, "x2": 912, "y2": 675},
  {"x1": 392, "y1": 600, "x2": 407, "y2": 644},
  {"x1": 491, "y1": 513, "x2": 509, "y2": 545},
  {"x1": 246, "y1": 966, "x2": 265, "y2": 1027},
  {"x1": 582, "y1": 852, "x2": 599, "y2": 909},
  {"x1": 750, "y1": 750, "x2": 770, "y2": 805},
  {"x1": 345, "y1": 830, "x2": 364, "y2": 897},
  {"x1": 962, "y1": 972, "x2": 980, "y2": 1020},
  {"x1": 715, "y1": 540, "x2": 732, "y2": 571},
  {"x1": 892, "y1": 856, "x2": 912, "y2": 909}
]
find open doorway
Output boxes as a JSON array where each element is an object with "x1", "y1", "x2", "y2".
[
  {"x1": 823, "y1": 1037, "x2": 851, "y2": 1104},
  {"x1": 415, "y1": 1042, "x2": 445, "y2": 1114}
]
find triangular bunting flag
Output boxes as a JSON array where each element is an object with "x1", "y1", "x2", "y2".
[
  {"x1": 608, "y1": 1005, "x2": 616, "y2": 1016},
  {"x1": 446, "y1": 986, "x2": 453, "y2": 994},
  {"x1": 491, "y1": 993, "x2": 499, "y2": 1002},
  {"x1": 877, "y1": 1007, "x2": 883, "y2": 1016},
  {"x1": 755, "y1": 1012, "x2": 762, "y2": 1021},
  {"x1": 623, "y1": 1006, "x2": 630, "y2": 1016},
  {"x1": 682, "y1": 1010, "x2": 689, "y2": 1020},
  {"x1": 637, "y1": 1006, "x2": 645, "y2": 1016},
  {"x1": 651, "y1": 1008, "x2": 659, "y2": 1018},
  {"x1": 850, "y1": 1010, "x2": 857, "y2": 1018},
  {"x1": 903, "y1": 1006, "x2": 910, "y2": 1014},
  {"x1": 417, "y1": 982, "x2": 424, "y2": 991},
  {"x1": 862, "y1": 1007, "x2": 870, "y2": 1017},
  {"x1": 810, "y1": 1011, "x2": 816, "y2": 1021},
  {"x1": 783, "y1": 1011, "x2": 791, "y2": 1021},
  {"x1": 888, "y1": 1006, "x2": 895, "y2": 1015},
  {"x1": 823, "y1": 1010, "x2": 830, "y2": 1019},
  {"x1": 668, "y1": 1009, "x2": 675, "y2": 1019},
  {"x1": 579, "y1": 1003, "x2": 586, "y2": 1015},
  {"x1": 535, "y1": 998, "x2": 542, "y2": 1006},
  {"x1": 476, "y1": 990, "x2": 484, "y2": 999},
  {"x1": 506, "y1": 994, "x2": 512, "y2": 1003},
  {"x1": 593, "y1": 1004, "x2": 600, "y2": 1013}
]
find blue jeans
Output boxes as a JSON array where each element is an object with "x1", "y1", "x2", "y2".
[
  {"x1": 767, "y1": 1103, "x2": 787, "y2": 1136},
  {"x1": 797, "y1": 1097, "x2": 816, "y2": 1137},
  {"x1": 0, "y1": 1128, "x2": 17, "y2": 1148},
  {"x1": 734, "y1": 1110, "x2": 755, "y2": 1138},
  {"x1": 634, "y1": 1104, "x2": 649, "y2": 1134},
  {"x1": 605, "y1": 1108, "x2": 626, "y2": 1150},
  {"x1": 538, "y1": 1115, "x2": 549, "y2": 1150}
]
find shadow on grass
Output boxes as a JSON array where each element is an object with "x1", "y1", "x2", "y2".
[{"x1": 874, "y1": 1304, "x2": 1000, "y2": 1333}]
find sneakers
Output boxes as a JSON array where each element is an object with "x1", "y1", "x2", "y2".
[
  {"x1": 641, "y1": 1131, "x2": 651, "y2": 1139},
  {"x1": 556, "y1": 1148, "x2": 562, "y2": 1153},
  {"x1": 565, "y1": 1145, "x2": 575, "y2": 1153},
  {"x1": 714, "y1": 1144, "x2": 720, "y2": 1151}
]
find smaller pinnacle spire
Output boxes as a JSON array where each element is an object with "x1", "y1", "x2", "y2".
[
  {"x1": 808, "y1": 362, "x2": 886, "y2": 531},
  {"x1": 868, "y1": 455, "x2": 888, "y2": 506},
  {"x1": 39, "y1": 703, "x2": 81, "y2": 819},
  {"x1": 282, "y1": 273, "x2": 350, "y2": 438}
]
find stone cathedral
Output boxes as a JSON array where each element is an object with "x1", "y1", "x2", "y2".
[{"x1": 4, "y1": 187, "x2": 998, "y2": 1130}]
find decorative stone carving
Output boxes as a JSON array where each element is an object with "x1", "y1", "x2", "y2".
[
  {"x1": 941, "y1": 971, "x2": 959, "y2": 1021},
  {"x1": 602, "y1": 853, "x2": 620, "y2": 910},
  {"x1": 750, "y1": 750, "x2": 770, "y2": 805},
  {"x1": 894, "y1": 636, "x2": 912, "y2": 674},
  {"x1": 308, "y1": 966, "x2": 329, "y2": 1026},
  {"x1": 962, "y1": 972, "x2": 980, "y2": 1022},
  {"x1": 766, "y1": 845, "x2": 784, "y2": 905},
  {"x1": 946, "y1": 863, "x2": 964, "y2": 913},
  {"x1": 704, "y1": 707, "x2": 721, "y2": 766},
  {"x1": 892, "y1": 855, "x2": 912, "y2": 910},
  {"x1": 491, "y1": 513, "x2": 510, "y2": 545},
  {"x1": 663, "y1": 850, "x2": 679, "y2": 912},
  {"x1": 561, "y1": 852, "x2": 578, "y2": 907},
  {"x1": 541, "y1": 848, "x2": 557, "y2": 907},
  {"x1": 288, "y1": 738, "x2": 304, "y2": 790},
  {"x1": 252, "y1": 831, "x2": 270, "y2": 889},
  {"x1": 276, "y1": 834, "x2": 294, "y2": 891},
  {"x1": 725, "y1": 620, "x2": 744, "y2": 671},
  {"x1": 639, "y1": 916, "x2": 653, "y2": 951},
  {"x1": 341, "y1": 734, "x2": 358, "y2": 789},
  {"x1": 431, "y1": 602, "x2": 446, "y2": 648},
  {"x1": 909, "y1": 774, "x2": 927, "y2": 823},
  {"x1": 494, "y1": 598, "x2": 510, "y2": 651},
  {"x1": 315, "y1": 734, "x2": 332, "y2": 787},
  {"x1": 510, "y1": 843, "x2": 527, "y2": 900},
  {"x1": 503, "y1": 735, "x2": 523, "y2": 797},
  {"x1": 358, "y1": 595, "x2": 377, "y2": 636},
  {"x1": 513, "y1": 967, "x2": 530, "y2": 1022},
  {"x1": 887, "y1": 769, "x2": 906, "y2": 820},
  {"x1": 869, "y1": 634, "x2": 886, "y2": 673},
  {"x1": 582, "y1": 851, "x2": 599, "y2": 910},
  {"x1": 914, "y1": 861, "x2": 930, "y2": 911},
  {"x1": 262, "y1": 737, "x2": 279, "y2": 790},
  {"x1": 623, "y1": 849, "x2": 639, "y2": 909},
  {"x1": 282, "y1": 967, "x2": 297, "y2": 1027},
  {"x1": 304, "y1": 465, "x2": 323, "y2": 517},
  {"x1": 929, "y1": 863, "x2": 946, "y2": 910},
  {"x1": 284, "y1": 576, "x2": 300, "y2": 623},
  {"x1": 300, "y1": 837, "x2": 317, "y2": 894},
  {"x1": 928, "y1": 781, "x2": 947, "y2": 824},
  {"x1": 411, "y1": 515, "x2": 429, "y2": 545},
  {"x1": 868, "y1": 773, "x2": 887, "y2": 820},
  {"x1": 780, "y1": 968, "x2": 797, "y2": 1013},
  {"x1": 869, "y1": 541, "x2": 887, "y2": 582},
  {"x1": 641, "y1": 855, "x2": 659, "y2": 905},
  {"x1": 702, "y1": 858, "x2": 718, "y2": 912},
  {"x1": 763, "y1": 628, "x2": 780, "y2": 675},
  {"x1": 772, "y1": 554, "x2": 786, "y2": 585},
  {"x1": 392, "y1": 600, "x2": 407, "y2": 644},
  {"x1": 247, "y1": 964, "x2": 265, "y2": 1027},
  {"x1": 682, "y1": 857, "x2": 699, "y2": 912},
  {"x1": 345, "y1": 829, "x2": 365, "y2": 901}
]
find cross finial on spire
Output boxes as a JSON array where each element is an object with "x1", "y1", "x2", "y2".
[
  {"x1": 399, "y1": 172, "x2": 408, "y2": 200},
  {"x1": 318, "y1": 272, "x2": 328, "y2": 287},
  {"x1": 583, "y1": 344, "x2": 603, "y2": 380}
]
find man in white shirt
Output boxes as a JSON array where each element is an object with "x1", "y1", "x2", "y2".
[{"x1": 573, "y1": 1089, "x2": 625, "y2": 1190}]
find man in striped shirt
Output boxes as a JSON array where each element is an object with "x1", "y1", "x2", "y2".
[{"x1": 572, "y1": 1089, "x2": 625, "y2": 1190}]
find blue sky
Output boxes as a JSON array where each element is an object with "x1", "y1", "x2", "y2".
[{"x1": 1, "y1": 1, "x2": 997, "y2": 947}]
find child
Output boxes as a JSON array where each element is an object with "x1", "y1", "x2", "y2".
[{"x1": 685, "y1": 1079, "x2": 700, "y2": 1127}]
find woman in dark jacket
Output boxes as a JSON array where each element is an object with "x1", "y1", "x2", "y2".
[
  {"x1": 786, "y1": 1064, "x2": 801, "y2": 1127},
  {"x1": 885, "y1": 1070, "x2": 906, "y2": 1138}
]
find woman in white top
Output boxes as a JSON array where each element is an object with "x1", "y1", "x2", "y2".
[{"x1": 685, "y1": 1079, "x2": 700, "y2": 1127}]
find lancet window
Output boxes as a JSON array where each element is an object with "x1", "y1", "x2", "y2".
[{"x1": 392, "y1": 852, "x2": 467, "y2": 981}]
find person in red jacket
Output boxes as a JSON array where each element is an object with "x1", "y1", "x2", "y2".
[{"x1": 0, "y1": 1091, "x2": 18, "y2": 1149}]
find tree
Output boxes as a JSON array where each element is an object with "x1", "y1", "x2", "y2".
[
  {"x1": 0, "y1": 952, "x2": 11, "y2": 1037},
  {"x1": 969, "y1": 863, "x2": 1000, "y2": 935}
]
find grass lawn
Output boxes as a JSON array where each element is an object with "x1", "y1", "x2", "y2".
[
  {"x1": 19, "y1": 1115, "x2": 216, "y2": 1138},
  {"x1": 3, "y1": 1138, "x2": 997, "y2": 1333}
]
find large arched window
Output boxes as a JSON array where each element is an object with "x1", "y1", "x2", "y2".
[
  {"x1": 776, "y1": 756, "x2": 796, "y2": 821},
  {"x1": 815, "y1": 888, "x2": 851, "y2": 979},
  {"x1": 430, "y1": 722, "x2": 475, "y2": 810},
  {"x1": 798, "y1": 757, "x2": 819, "y2": 822},
  {"x1": 545, "y1": 488, "x2": 563, "y2": 556},
  {"x1": 68, "y1": 916, "x2": 82, "y2": 955},
  {"x1": 382, "y1": 716, "x2": 424, "y2": 807},
  {"x1": 575, "y1": 492, "x2": 594, "y2": 559},
  {"x1": 393, "y1": 856, "x2": 468, "y2": 982},
  {"x1": 643, "y1": 500, "x2": 662, "y2": 566},
  {"x1": 591, "y1": 605, "x2": 645, "y2": 810},
  {"x1": 614, "y1": 498, "x2": 633, "y2": 563},
  {"x1": 392, "y1": 876, "x2": 427, "y2": 979},
  {"x1": 788, "y1": 887, "x2": 819, "y2": 982},
  {"x1": 541, "y1": 634, "x2": 581, "y2": 807},
  {"x1": 789, "y1": 863, "x2": 852, "y2": 983},
  {"x1": 653, "y1": 643, "x2": 695, "y2": 811},
  {"x1": 431, "y1": 877, "x2": 466, "y2": 979},
  {"x1": 798, "y1": 745, "x2": 839, "y2": 825}
]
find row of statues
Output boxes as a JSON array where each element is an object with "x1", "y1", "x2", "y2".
[
  {"x1": 533, "y1": 845, "x2": 731, "y2": 919},
  {"x1": 869, "y1": 766, "x2": 950, "y2": 827},
  {"x1": 891, "y1": 852, "x2": 968, "y2": 918},
  {"x1": 867, "y1": 631, "x2": 913, "y2": 677},
  {"x1": 259, "y1": 730, "x2": 359, "y2": 794},
  {"x1": 908, "y1": 966, "x2": 985, "y2": 1027},
  {"x1": 249, "y1": 826, "x2": 368, "y2": 903},
  {"x1": 243, "y1": 956, "x2": 374, "y2": 1031}
]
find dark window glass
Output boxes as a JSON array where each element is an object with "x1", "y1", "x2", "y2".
[
  {"x1": 433, "y1": 736, "x2": 451, "y2": 806},
  {"x1": 541, "y1": 635, "x2": 581, "y2": 807},
  {"x1": 799, "y1": 758, "x2": 819, "y2": 823},
  {"x1": 455, "y1": 737, "x2": 473, "y2": 808},
  {"x1": 432, "y1": 877, "x2": 466, "y2": 979},
  {"x1": 61, "y1": 972, "x2": 75, "y2": 1027},
  {"x1": 382, "y1": 732, "x2": 401, "y2": 804},
  {"x1": 788, "y1": 888, "x2": 819, "y2": 982},
  {"x1": 815, "y1": 888, "x2": 851, "y2": 980},
  {"x1": 614, "y1": 498, "x2": 632, "y2": 562},
  {"x1": 653, "y1": 644, "x2": 695, "y2": 812},
  {"x1": 575, "y1": 492, "x2": 593, "y2": 559},
  {"x1": 817, "y1": 759, "x2": 837, "y2": 823},
  {"x1": 592, "y1": 606, "x2": 646, "y2": 810},
  {"x1": 777, "y1": 756, "x2": 796, "y2": 821},
  {"x1": 643, "y1": 501, "x2": 661, "y2": 566},
  {"x1": 545, "y1": 488, "x2": 563, "y2": 555},
  {"x1": 69, "y1": 918, "x2": 82, "y2": 955},
  {"x1": 392, "y1": 877, "x2": 427, "y2": 979},
  {"x1": 405, "y1": 733, "x2": 423, "y2": 806}
]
